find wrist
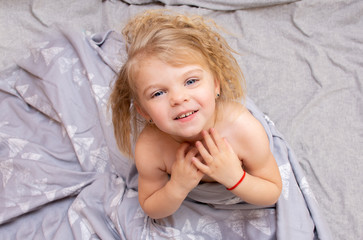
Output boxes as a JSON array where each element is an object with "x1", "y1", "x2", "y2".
[
  {"x1": 226, "y1": 170, "x2": 246, "y2": 191},
  {"x1": 167, "y1": 178, "x2": 190, "y2": 200}
]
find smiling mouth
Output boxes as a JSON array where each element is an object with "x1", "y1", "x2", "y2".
[{"x1": 175, "y1": 110, "x2": 198, "y2": 120}]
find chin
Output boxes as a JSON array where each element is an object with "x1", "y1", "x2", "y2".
[{"x1": 177, "y1": 130, "x2": 203, "y2": 142}]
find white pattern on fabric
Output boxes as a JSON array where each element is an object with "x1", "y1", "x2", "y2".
[
  {"x1": 66, "y1": 125, "x2": 78, "y2": 138},
  {"x1": 0, "y1": 159, "x2": 13, "y2": 188},
  {"x1": 57, "y1": 57, "x2": 79, "y2": 74},
  {"x1": 248, "y1": 210, "x2": 272, "y2": 236},
  {"x1": 225, "y1": 210, "x2": 246, "y2": 238},
  {"x1": 18, "y1": 201, "x2": 31, "y2": 213},
  {"x1": 279, "y1": 163, "x2": 292, "y2": 200},
  {"x1": 30, "y1": 41, "x2": 49, "y2": 63},
  {"x1": 62, "y1": 182, "x2": 87, "y2": 196},
  {"x1": 196, "y1": 216, "x2": 222, "y2": 240},
  {"x1": 91, "y1": 85, "x2": 109, "y2": 103},
  {"x1": 300, "y1": 177, "x2": 317, "y2": 203},
  {"x1": 44, "y1": 189, "x2": 57, "y2": 201},
  {"x1": 21, "y1": 152, "x2": 42, "y2": 160},
  {"x1": 80, "y1": 220, "x2": 92, "y2": 240},
  {"x1": 73, "y1": 68, "x2": 86, "y2": 87},
  {"x1": 90, "y1": 147, "x2": 108, "y2": 173},
  {"x1": 41, "y1": 47, "x2": 64, "y2": 65},
  {"x1": 133, "y1": 206, "x2": 145, "y2": 219},
  {"x1": 24, "y1": 94, "x2": 38, "y2": 106},
  {"x1": 8, "y1": 138, "x2": 28, "y2": 158},
  {"x1": 16, "y1": 84, "x2": 29, "y2": 95},
  {"x1": 73, "y1": 137, "x2": 94, "y2": 164}
]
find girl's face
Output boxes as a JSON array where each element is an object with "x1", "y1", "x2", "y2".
[{"x1": 134, "y1": 57, "x2": 220, "y2": 142}]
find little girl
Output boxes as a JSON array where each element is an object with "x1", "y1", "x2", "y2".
[{"x1": 110, "y1": 10, "x2": 282, "y2": 219}]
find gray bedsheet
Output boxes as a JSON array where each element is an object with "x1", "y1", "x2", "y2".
[
  {"x1": 0, "y1": 27, "x2": 330, "y2": 239},
  {"x1": 0, "y1": 0, "x2": 362, "y2": 240}
]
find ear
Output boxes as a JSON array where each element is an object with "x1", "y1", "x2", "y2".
[{"x1": 135, "y1": 102, "x2": 150, "y2": 120}]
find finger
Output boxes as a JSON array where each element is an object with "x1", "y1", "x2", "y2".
[
  {"x1": 210, "y1": 128, "x2": 227, "y2": 151},
  {"x1": 223, "y1": 138, "x2": 235, "y2": 153},
  {"x1": 192, "y1": 157, "x2": 210, "y2": 174},
  {"x1": 195, "y1": 141, "x2": 214, "y2": 164},
  {"x1": 196, "y1": 168, "x2": 205, "y2": 179},
  {"x1": 176, "y1": 143, "x2": 189, "y2": 160},
  {"x1": 202, "y1": 130, "x2": 219, "y2": 155},
  {"x1": 185, "y1": 147, "x2": 199, "y2": 162}
]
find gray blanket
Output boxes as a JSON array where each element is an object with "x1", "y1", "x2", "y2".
[
  {"x1": 0, "y1": 28, "x2": 331, "y2": 239},
  {"x1": 1, "y1": 0, "x2": 362, "y2": 239}
]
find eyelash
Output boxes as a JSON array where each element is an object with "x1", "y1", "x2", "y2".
[
  {"x1": 185, "y1": 78, "x2": 198, "y2": 86},
  {"x1": 151, "y1": 90, "x2": 165, "y2": 98}
]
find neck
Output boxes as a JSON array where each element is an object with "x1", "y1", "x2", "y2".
[
  {"x1": 170, "y1": 118, "x2": 218, "y2": 144},
  {"x1": 171, "y1": 132, "x2": 204, "y2": 144}
]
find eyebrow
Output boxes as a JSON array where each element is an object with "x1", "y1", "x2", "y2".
[
  {"x1": 182, "y1": 68, "x2": 203, "y2": 78},
  {"x1": 142, "y1": 84, "x2": 161, "y2": 97}
]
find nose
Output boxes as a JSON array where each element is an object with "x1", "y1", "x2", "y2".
[{"x1": 169, "y1": 89, "x2": 189, "y2": 106}]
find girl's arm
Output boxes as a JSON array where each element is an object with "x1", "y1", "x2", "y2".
[
  {"x1": 192, "y1": 115, "x2": 282, "y2": 206},
  {"x1": 136, "y1": 141, "x2": 203, "y2": 219}
]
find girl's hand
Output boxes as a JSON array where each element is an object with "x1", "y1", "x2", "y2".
[
  {"x1": 170, "y1": 143, "x2": 205, "y2": 196},
  {"x1": 192, "y1": 128, "x2": 244, "y2": 189}
]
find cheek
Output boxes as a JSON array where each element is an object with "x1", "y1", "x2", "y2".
[
  {"x1": 199, "y1": 87, "x2": 217, "y2": 104},
  {"x1": 144, "y1": 102, "x2": 167, "y2": 119},
  {"x1": 197, "y1": 92, "x2": 216, "y2": 115}
]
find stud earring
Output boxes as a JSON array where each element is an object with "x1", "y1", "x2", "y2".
[
  {"x1": 149, "y1": 119, "x2": 153, "y2": 123},
  {"x1": 216, "y1": 93, "x2": 220, "y2": 98}
]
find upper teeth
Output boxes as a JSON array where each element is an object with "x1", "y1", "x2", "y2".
[{"x1": 176, "y1": 111, "x2": 195, "y2": 119}]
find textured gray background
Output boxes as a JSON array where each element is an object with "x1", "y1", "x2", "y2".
[{"x1": 0, "y1": 0, "x2": 362, "y2": 239}]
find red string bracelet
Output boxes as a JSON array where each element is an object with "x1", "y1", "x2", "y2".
[{"x1": 226, "y1": 171, "x2": 246, "y2": 191}]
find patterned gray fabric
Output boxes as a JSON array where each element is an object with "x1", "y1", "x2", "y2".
[
  {"x1": 120, "y1": 0, "x2": 300, "y2": 11},
  {"x1": 0, "y1": 28, "x2": 331, "y2": 239},
  {"x1": 1, "y1": 0, "x2": 363, "y2": 239}
]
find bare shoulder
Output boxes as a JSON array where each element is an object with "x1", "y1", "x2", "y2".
[
  {"x1": 135, "y1": 126, "x2": 177, "y2": 203},
  {"x1": 220, "y1": 101, "x2": 265, "y2": 136},
  {"x1": 135, "y1": 126, "x2": 167, "y2": 174},
  {"x1": 235, "y1": 104, "x2": 268, "y2": 143},
  {"x1": 220, "y1": 102, "x2": 271, "y2": 168}
]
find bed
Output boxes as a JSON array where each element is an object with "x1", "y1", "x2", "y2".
[{"x1": 0, "y1": 0, "x2": 362, "y2": 239}]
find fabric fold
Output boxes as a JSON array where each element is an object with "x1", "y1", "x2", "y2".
[{"x1": 0, "y1": 28, "x2": 331, "y2": 239}]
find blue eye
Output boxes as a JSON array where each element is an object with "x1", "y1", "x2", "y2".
[
  {"x1": 186, "y1": 78, "x2": 198, "y2": 86},
  {"x1": 151, "y1": 90, "x2": 165, "y2": 98}
]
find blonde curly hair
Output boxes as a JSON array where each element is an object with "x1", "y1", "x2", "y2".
[{"x1": 109, "y1": 9, "x2": 245, "y2": 157}]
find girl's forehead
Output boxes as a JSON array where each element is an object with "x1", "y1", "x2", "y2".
[
  {"x1": 135, "y1": 57, "x2": 212, "y2": 79},
  {"x1": 138, "y1": 46, "x2": 209, "y2": 66},
  {"x1": 133, "y1": 57, "x2": 213, "y2": 89},
  {"x1": 135, "y1": 54, "x2": 210, "y2": 73}
]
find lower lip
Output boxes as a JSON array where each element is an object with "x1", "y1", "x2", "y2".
[{"x1": 176, "y1": 111, "x2": 197, "y2": 123}]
